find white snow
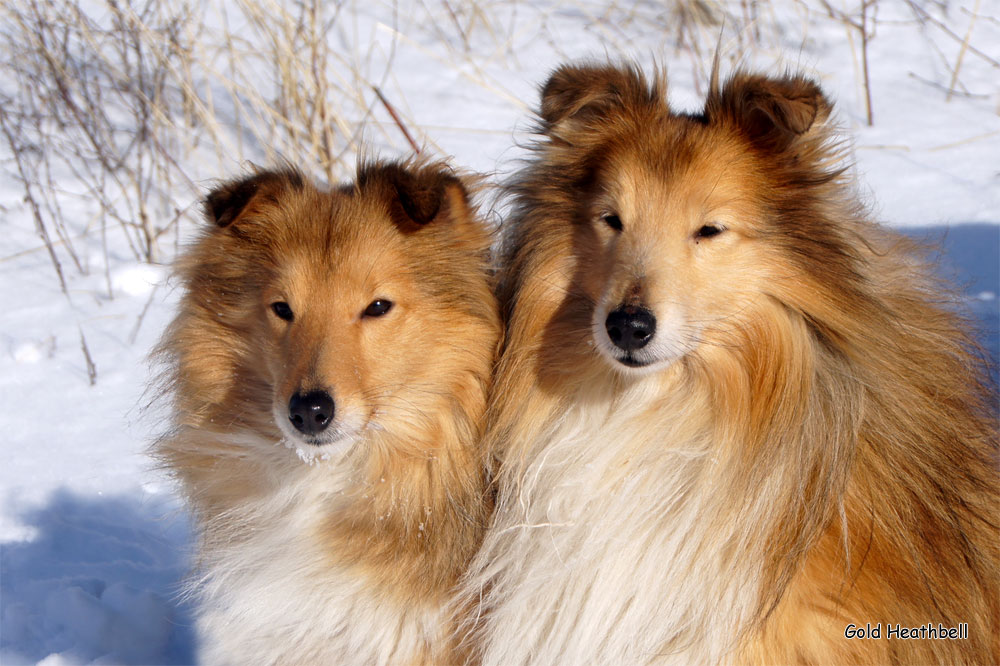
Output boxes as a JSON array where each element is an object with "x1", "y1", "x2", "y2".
[
  {"x1": 1, "y1": 1, "x2": 997, "y2": 664},
  {"x1": 110, "y1": 266, "x2": 166, "y2": 299}
]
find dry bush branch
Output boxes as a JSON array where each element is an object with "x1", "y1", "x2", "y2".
[
  {"x1": 947, "y1": 0, "x2": 981, "y2": 102},
  {"x1": 373, "y1": 86, "x2": 422, "y2": 154},
  {"x1": 819, "y1": 0, "x2": 877, "y2": 126},
  {"x1": 905, "y1": 0, "x2": 1000, "y2": 68},
  {"x1": 0, "y1": 104, "x2": 70, "y2": 296},
  {"x1": 0, "y1": 0, "x2": 408, "y2": 296},
  {"x1": 1, "y1": 0, "x2": 995, "y2": 322}
]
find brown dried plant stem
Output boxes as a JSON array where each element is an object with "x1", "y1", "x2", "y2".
[
  {"x1": 860, "y1": 0, "x2": 874, "y2": 126},
  {"x1": 373, "y1": 86, "x2": 421, "y2": 154},
  {"x1": 820, "y1": 0, "x2": 877, "y2": 126},
  {"x1": 946, "y1": 0, "x2": 981, "y2": 102},
  {"x1": 0, "y1": 106, "x2": 69, "y2": 296}
]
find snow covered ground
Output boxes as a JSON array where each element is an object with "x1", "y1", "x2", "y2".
[{"x1": 1, "y1": 1, "x2": 997, "y2": 663}]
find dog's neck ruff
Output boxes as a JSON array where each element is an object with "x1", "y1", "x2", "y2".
[
  {"x1": 466, "y1": 376, "x2": 769, "y2": 665},
  {"x1": 189, "y1": 431, "x2": 442, "y2": 666}
]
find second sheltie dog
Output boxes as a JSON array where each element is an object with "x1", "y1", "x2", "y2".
[
  {"x1": 457, "y1": 63, "x2": 998, "y2": 664},
  {"x1": 157, "y1": 160, "x2": 500, "y2": 664}
]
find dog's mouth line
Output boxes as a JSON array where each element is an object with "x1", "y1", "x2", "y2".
[
  {"x1": 289, "y1": 425, "x2": 357, "y2": 447},
  {"x1": 272, "y1": 408, "x2": 359, "y2": 449},
  {"x1": 617, "y1": 354, "x2": 652, "y2": 368}
]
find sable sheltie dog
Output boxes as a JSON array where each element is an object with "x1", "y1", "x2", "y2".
[
  {"x1": 156, "y1": 160, "x2": 500, "y2": 665},
  {"x1": 457, "y1": 63, "x2": 999, "y2": 664}
]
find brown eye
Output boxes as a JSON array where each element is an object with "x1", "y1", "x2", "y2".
[
  {"x1": 363, "y1": 299, "x2": 393, "y2": 317},
  {"x1": 695, "y1": 224, "x2": 724, "y2": 239},
  {"x1": 271, "y1": 301, "x2": 294, "y2": 321},
  {"x1": 601, "y1": 213, "x2": 623, "y2": 232}
]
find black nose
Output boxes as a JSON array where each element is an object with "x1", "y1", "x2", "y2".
[
  {"x1": 288, "y1": 390, "x2": 335, "y2": 435},
  {"x1": 605, "y1": 306, "x2": 656, "y2": 352}
]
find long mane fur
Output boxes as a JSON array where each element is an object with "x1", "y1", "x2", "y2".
[
  {"x1": 458, "y1": 63, "x2": 998, "y2": 664},
  {"x1": 155, "y1": 161, "x2": 501, "y2": 665}
]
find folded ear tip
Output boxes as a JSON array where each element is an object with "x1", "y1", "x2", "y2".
[
  {"x1": 780, "y1": 76, "x2": 829, "y2": 134},
  {"x1": 539, "y1": 64, "x2": 588, "y2": 123},
  {"x1": 400, "y1": 184, "x2": 442, "y2": 225},
  {"x1": 204, "y1": 169, "x2": 301, "y2": 228},
  {"x1": 538, "y1": 61, "x2": 655, "y2": 128},
  {"x1": 362, "y1": 161, "x2": 466, "y2": 228},
  {"x1": 205, "y1": 179, "x2": 258, "y2": 228},
  {"x1": 410, "y1": 167, "x2": 468, "y2": 225},
  {"x1": 713, "y1": 72, "x2": 832, "y2": 145}
]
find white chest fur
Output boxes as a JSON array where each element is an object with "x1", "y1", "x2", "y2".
[
  {"x1": 192, "y1": 462, "x2": 440, "y2": 666},
  {"x1": 466, "y1": 386, "x2": 765, "y2": 665}
]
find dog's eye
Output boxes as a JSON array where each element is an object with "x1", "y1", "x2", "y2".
[
  {"x1": 363, "y1": 299, "x2": 393, "y2": 318},
  {"x1": 695, "y1": 224, "x2": 724, "y2": 240},
  {"x1": 271, "y1": 301, "x2": 294, "y2": 322},
  {"x1": 601, "y1": 213, "x2": 623, "y2": 232}
]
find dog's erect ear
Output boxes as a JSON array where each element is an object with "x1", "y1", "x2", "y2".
[
  {"x1": 359, "y1": 162, "x2": 469, "y2": 230},
  {"x1": 204, "y1": 170, "x2": 303, "y2": 228},
  {"x1": 539, "y1": 63, "x2": 661, "y2": 130},
  {"x1": 707, "y1": 73, "x2": 831, "y2": 151}
]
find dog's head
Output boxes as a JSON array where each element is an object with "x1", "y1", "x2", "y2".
[
  {"x1": 175, "y1": 161, "x2": 498, "y2": 459},
  {"x1": 521, "y1": 63, "x2": 845, "y2": 376}
]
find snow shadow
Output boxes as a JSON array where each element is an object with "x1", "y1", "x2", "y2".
[
  {"x1": 900, "y1": 223, "x2": 999, "y2": 389},
  {"x1": 0, "y1": 490, "x2": 196, "y2": 665}
]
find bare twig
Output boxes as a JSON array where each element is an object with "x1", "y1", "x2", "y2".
[
  {"x1": 442, "y1": 0, "x2": 471, "y2": 52},
  {"x1": 946, "y1": 0, "x2": 981, "y2": 102},
  {"x1": 908, "y1": 71, "x2": 991, "y2": 99},
  {"x1": 78, "y1": 326, "x2": 98, "y2": 386},
  {"x1": 820, "y1": 0, "x2": 877, "y2": 125},
  {"x1": 904, "y1": 0, "x2": 1000, "y2": 69},
  {"x1": 373, "y1": 85, "x2": 421, "y2": 154},
  {"x1": 0, "y1": 105, "x2": 70, "y2": 296},
  {"x1": 860, "y1": 0, "x2": 875, "y2": 126},
  {"x1": 129, "y1": 284, "x2": 160, "y2": 345},
  {"x1": 1, "y1": 0, "x2": 995, "y2": 316}
]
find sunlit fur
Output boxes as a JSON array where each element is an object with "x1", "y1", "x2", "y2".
[
  {"x1": 456, "y1": 62, "x2": 999, "y2": 664},
  {"x1": 156, "y1": 160, "x2": 500, "y2": 665}
]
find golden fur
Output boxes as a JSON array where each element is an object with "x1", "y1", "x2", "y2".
[
  {"x1": 156, "y1": 160, "x2": 500, "y2": 665},
  {"x1": 457, "y1": 63, "x2": 999, "y2": 664}
]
